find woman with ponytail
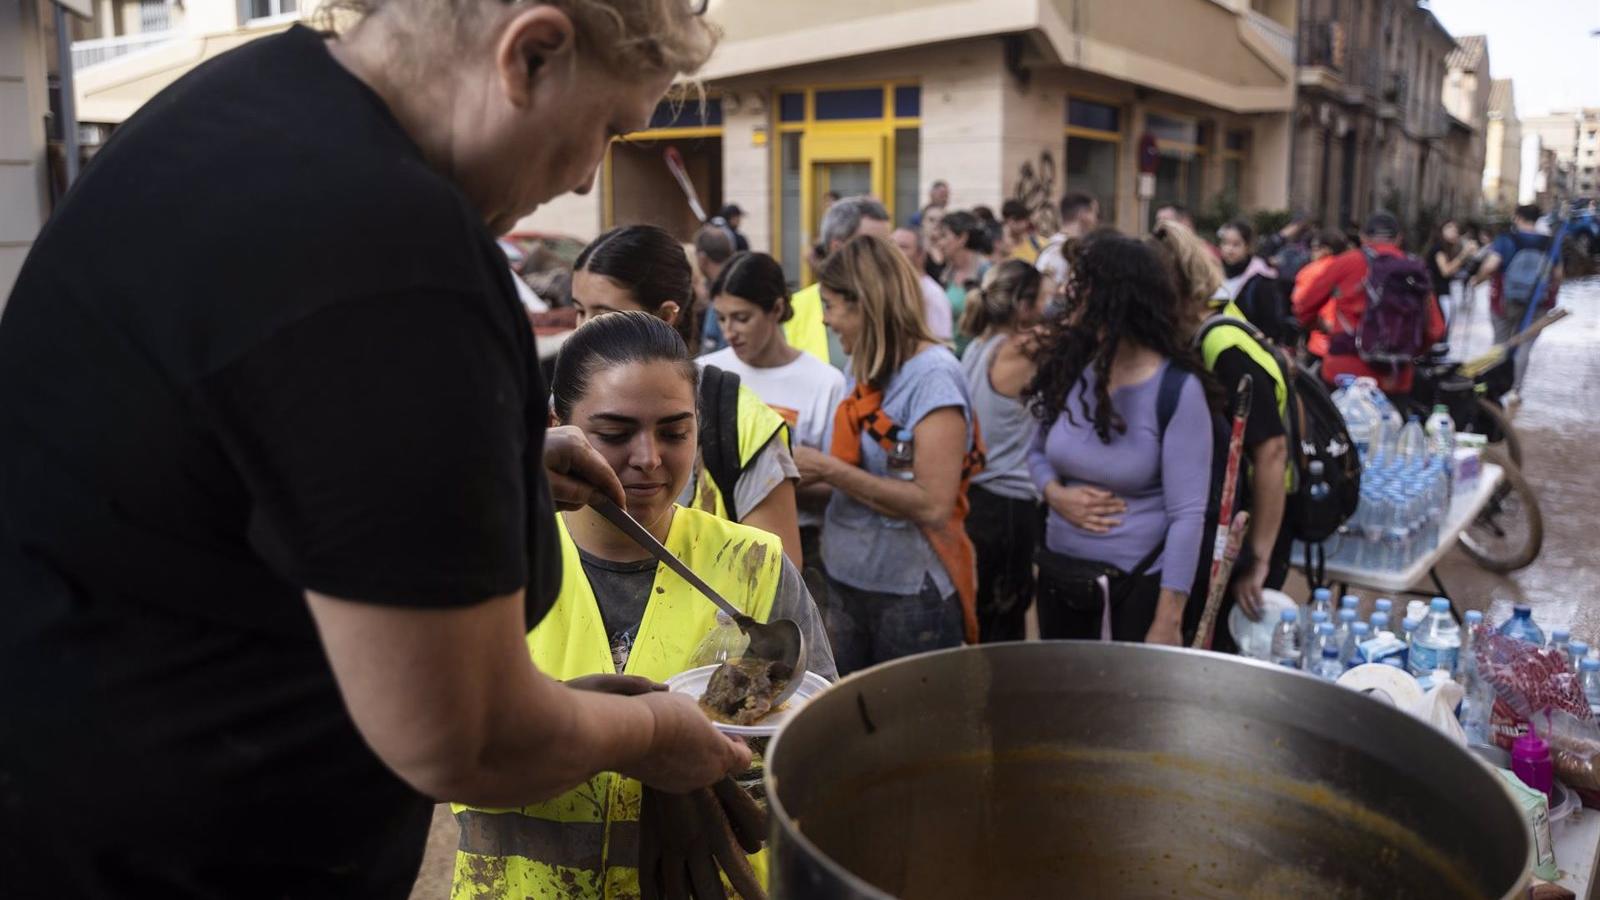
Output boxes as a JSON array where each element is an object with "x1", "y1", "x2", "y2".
[{"x1": 958, "y1": 260, "x2": 1055, "y2": 642}]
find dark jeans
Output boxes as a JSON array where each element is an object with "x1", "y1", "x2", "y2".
[
  {"x1": 964, "y1": 485, "x2": 1039, "y2": 643},
  {"x1": 1035, "y1": 563, "x2": 1163, "y2": 642},
  {"x1": 820, "y1": 574, "x2": 964, "y2": 676}
]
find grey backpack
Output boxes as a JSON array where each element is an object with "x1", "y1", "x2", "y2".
[{"x1": 1501, "y1": 244, "x2": 1547, "y2": 309}]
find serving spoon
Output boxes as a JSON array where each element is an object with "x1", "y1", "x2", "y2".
[{"x1": 592, "y1": 496, "x2": 808, "y2": 708}]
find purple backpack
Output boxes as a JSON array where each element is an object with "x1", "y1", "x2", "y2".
[{"x1": 1355, "y1": 250, "x2": 1431, "y2": 366}]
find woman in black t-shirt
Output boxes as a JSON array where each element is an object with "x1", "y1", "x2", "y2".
[
  {"x1": 1152, "y1": 220, "x2": 1293, "y2": 653},
  {"x1": 0, "y1": 4, "x2": 753, "y2": 897}
]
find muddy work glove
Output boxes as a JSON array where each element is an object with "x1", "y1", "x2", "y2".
[{"x1": 638, "y1": 777, "x2": 768, "y2": 900}]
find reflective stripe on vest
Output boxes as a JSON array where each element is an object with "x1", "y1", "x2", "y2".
[
  {"x1": 451, "y1": 506, "x2": 782, "y2": 899},
  {"x1": 688, "y1": 384, "x2": 789, "y2": 521}
]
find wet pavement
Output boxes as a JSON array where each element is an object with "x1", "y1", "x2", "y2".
[{"x1": 1286, "y1": 276, "x2": 1600, "y2": 639}]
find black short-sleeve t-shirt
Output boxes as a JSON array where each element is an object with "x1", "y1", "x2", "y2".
[{"x1": 0, "y1": 25, "x2": 558, "y2": 897}]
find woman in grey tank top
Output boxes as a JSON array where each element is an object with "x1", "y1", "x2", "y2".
[{"x1": 959, "y1": 260, "x2": 1056, "y2": 641}]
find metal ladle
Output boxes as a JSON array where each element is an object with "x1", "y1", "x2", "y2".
[{"x1": 592, "y1": 497, "x2": 808, "y2": 708}]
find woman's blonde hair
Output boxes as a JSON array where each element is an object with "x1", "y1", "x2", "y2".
[
  {"x1": 960, "y1": 258, "x2": 1043, "y2": 338},
  {"x1": 317, "y1": 0, "x2": 718, "y2": 79},
  {"x1": 817, "y1": 234, "x2": 935, "y2": 389},
  {"x1": 1147, "y1": 219, "x2": 1223, "y2": 310}
]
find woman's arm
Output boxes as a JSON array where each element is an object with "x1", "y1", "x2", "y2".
[
  {"x1": 1149, "y1": 376, "x2": 1214, "y2": 645},
  {"x1": 741, "y1": 480, "x2": 803, "y2": 568},
  {"x1": 797, "y1": 407, "x2": 966, "y2": 525},
  {"x1": 1234, "y1": 435, "x2": 1288, "y2": 620},
  {"x1": 1436, "y1": 249, "x2": 1469, "y2": 279},
  {"x1": 306, "y1": 590, "x2": 750, "y2": 808},
  {"x1": 1026, "y1": 414, "x2": 1057, "y2": 495}
]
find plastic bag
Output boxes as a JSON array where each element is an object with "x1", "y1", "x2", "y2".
[
  {"x1": 1476, "y1": 627, "x2": 1600, "y2": 792},
  {"x1": 1413, "y1": 679, "x2": 1467, "y2": 745}
]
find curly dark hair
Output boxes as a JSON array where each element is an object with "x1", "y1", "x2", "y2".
[{"x1": 1026, "y1": 230, "x2": 1220, "y2": 443}]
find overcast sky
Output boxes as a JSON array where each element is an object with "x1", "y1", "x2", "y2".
[{"x1": 1425, "y1": 0, "x2": 1600, "y2": 116}]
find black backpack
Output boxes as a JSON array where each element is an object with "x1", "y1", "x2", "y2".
[
  {"x1": 1190, "y1": 316, "x2": 1361, "y2": 587},
  {"x1": 697, "y1": 365, "x2": 746, "y2": 519}
]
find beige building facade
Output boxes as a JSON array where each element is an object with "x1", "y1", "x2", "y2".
[
  {"x1": 1289, "y1": 0, "x2": 1460, "y2": 231},
  {"x1": 1524, "y1": 108, "x2": 1599, "y2": 203},
  {"x1": 1481, "y1": 79, "x2": 1520, "y2": 214},
  {"x1": 26, "y1": 0, "x2": 1298, "y2": 292},
  {"x1": 524, "y1": 0, "x2": 1299, "y2": 284}
]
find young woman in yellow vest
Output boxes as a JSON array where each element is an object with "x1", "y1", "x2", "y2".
[
  {"x1": 1148, "y1": 219, "x2": 1292, "y2": 655},
  {"x1": 451, "y1": 311, "x2": 836, "y2": 899},
  {"x1": 570, "y1": 225, "x2": 803, "y2": 568}
]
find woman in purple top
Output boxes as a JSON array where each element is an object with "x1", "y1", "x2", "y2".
[{"x1": 1025, "y1": 232, "x2": 1216, "y2": 645}]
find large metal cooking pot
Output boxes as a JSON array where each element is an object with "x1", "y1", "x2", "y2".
[{"x1": 765, "y1": 642, "x2": 1530, "y2": 899}]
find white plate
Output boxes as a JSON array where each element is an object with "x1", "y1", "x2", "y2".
[
  {"x1": 1337, "y1": 662, "x2": 1425, "y2": 709},
  {"x1": 665, "y1": 664, "x2": 832, "y2": 738},
  {"x1": 1229, "y1": 588, "x2": 1297, "y2": 660}
]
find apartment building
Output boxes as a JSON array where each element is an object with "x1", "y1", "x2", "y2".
[
  {"x1": 1290, "y1": 0, "x2": 1459, "y2": 229},
  {"x1": 1524, "y1": 108, "x2": 1599, "y2": 203}
]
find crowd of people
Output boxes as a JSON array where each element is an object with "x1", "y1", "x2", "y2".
[{"x1": 531, "y1": 183, "x2": 1568, "y2": 684}]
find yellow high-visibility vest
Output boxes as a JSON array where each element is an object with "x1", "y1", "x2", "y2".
[
  {"x1": 1198, "y1": 301, "x2": 1292, "y2": 491},
  {"x1": 688, "y1": 381, "x2": 789, "y2": 522},
  {"x1": 451, "y1": 507, "x2": 782, "y2": 899},
  {"x1": 781, "y1": 284, "x2": 831, "y2": 365}
]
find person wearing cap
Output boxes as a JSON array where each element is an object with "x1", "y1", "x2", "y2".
[
  {"x1": 1292, "y1": 211, "x2": 1445, "y2": 393},
  {"x1": 714, "y1": 202, "x2": 750, "y2": 252},
  {"x1": 0, "y1": 1, "x2": 751, "y2": 896}
]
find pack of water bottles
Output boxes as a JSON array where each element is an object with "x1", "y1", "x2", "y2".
[{"x1": 1327, "y1": 375, "x2": 1457, "y2": 572}]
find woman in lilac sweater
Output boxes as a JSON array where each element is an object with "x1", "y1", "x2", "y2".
[{"x1": 1025, "y1": 232, "x2": 1216, "y2": 645}]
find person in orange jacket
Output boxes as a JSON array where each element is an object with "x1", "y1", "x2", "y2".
[
  {"x1": 1291, "y1": 212, "x2": 1445, "y2": 394},
  {"x1": 1292, "y1": 227, "x2": 1349, "y2": 362}
]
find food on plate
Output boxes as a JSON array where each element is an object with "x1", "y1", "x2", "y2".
[{"x1": 699, "y1": 657, "x2": 793, "y2": 726}]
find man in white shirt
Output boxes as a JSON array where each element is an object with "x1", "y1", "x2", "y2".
[
  {"x1": 891, "y1": 226, "x2": 954, "y2": 341},
  {"x1": 1034, "y1": 192, "x2": 1100, "y2": 295}
]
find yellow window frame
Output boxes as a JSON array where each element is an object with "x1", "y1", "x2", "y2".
[
  {"x1": 769, "y1": 82, "x2": 921, "y2": 282},
  {"x1": 1063, "y1": 93, "x2": 1127, "y2": 226}
]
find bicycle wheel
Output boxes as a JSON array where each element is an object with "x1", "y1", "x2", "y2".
[
  {"x1": 1458, "y1": 449, "x2": 1543, "y2": 573},
  {"x1": 1467, "y1": 397, "x2": 1524, "y2": 470}
]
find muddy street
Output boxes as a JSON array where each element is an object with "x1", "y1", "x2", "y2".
[{"x1": 1426, "y1": 276, "x2": 1600, "y2": 636}]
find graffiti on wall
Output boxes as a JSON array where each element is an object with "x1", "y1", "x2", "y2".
[{"x1": 1012, "y1": 150, "x2": 1059, "y2": 236}]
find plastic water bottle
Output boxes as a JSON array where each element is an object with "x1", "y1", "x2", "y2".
[
  {"x1": 1425, "y1": 404, "x2": 1456, "y2": 468},
  {"x1": 1271, "y1": 609, "x2": 1302, "y2": 669},
  {"x1": 1401, "y1": 616, "x2": 1421, "y2": 653},
  {"x1": 1570, "y1": 640, "x2": 1591, "y2": 674},
  {"x1": 1375, "y1": 598, "x2": 1393, "y2": 619},
  {"x1": 1583, "y1": 658, "x2": 1600, "y2": 717},
  {"x1": 1409, "y1": 597, "x2": 1462, "y2": 676},
  {"x1": 1405, "y1": 599, "x2": 1428, "y2": 624},
  {"x1": 1549, "y1": 628, "x2": 1571, "y2": 656},
  {"x1": 1344, "y1": 622, "x2": 1371, "y2": 668},
  {"x1": 1396, "y1": 415, "x2": 1428, "y2": 467},
  {"x1": 1339, "y1": 378, "x2": 1380, "y2": 457},
  {"x1": 1458, "y1": 610, "x2": 1489, "y2": 743},
  {"x1": 1303, "y1": 609, "x2": 1330, "y2": 648},
  {"x1": 1370, "y1": 611, "x2": 1391, "y2": 637},
  {"x1": 1313, "y1": 645, "x2": 1345, "y2": 682},
  {"x1": 1340, "y1": 594, "x2": 1360, "y2": 613},
  {"x1": 1331, "y1": 608, "x2": 1356, "y2": 661},
  {"x1": 886, "y1": 429, "x2": 916, "y2": 480},
  {"x1": 1303, "y1": 621, "x2": 1336, "y2": 669},
  {"x1": 1497, "y1": 605, "x2": 1546, "y2": 645}
]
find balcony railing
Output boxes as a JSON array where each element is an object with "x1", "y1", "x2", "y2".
[
  {"x1": 71, "y1": 30, "x2": 176, "y2": 70},
  {"x1": 1245, "y1": 9, "x2": 1294, "y2": 64}
]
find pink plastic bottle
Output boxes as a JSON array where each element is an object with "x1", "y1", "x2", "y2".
[{"x1": 1512, "y1": 734, "x2": 1554, "y2": 799}]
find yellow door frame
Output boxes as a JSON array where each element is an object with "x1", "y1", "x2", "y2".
[{"x1": 770, "y1": 82, "x2": 921, "y2": 284}]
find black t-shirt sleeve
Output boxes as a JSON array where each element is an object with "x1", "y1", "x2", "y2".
[
  {"x1": 198, "y1": 290, "x2": 530, "y2": 607},
  {"x1": 1211, "y1": 347, "x2": 1285, "y2": 451}
]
